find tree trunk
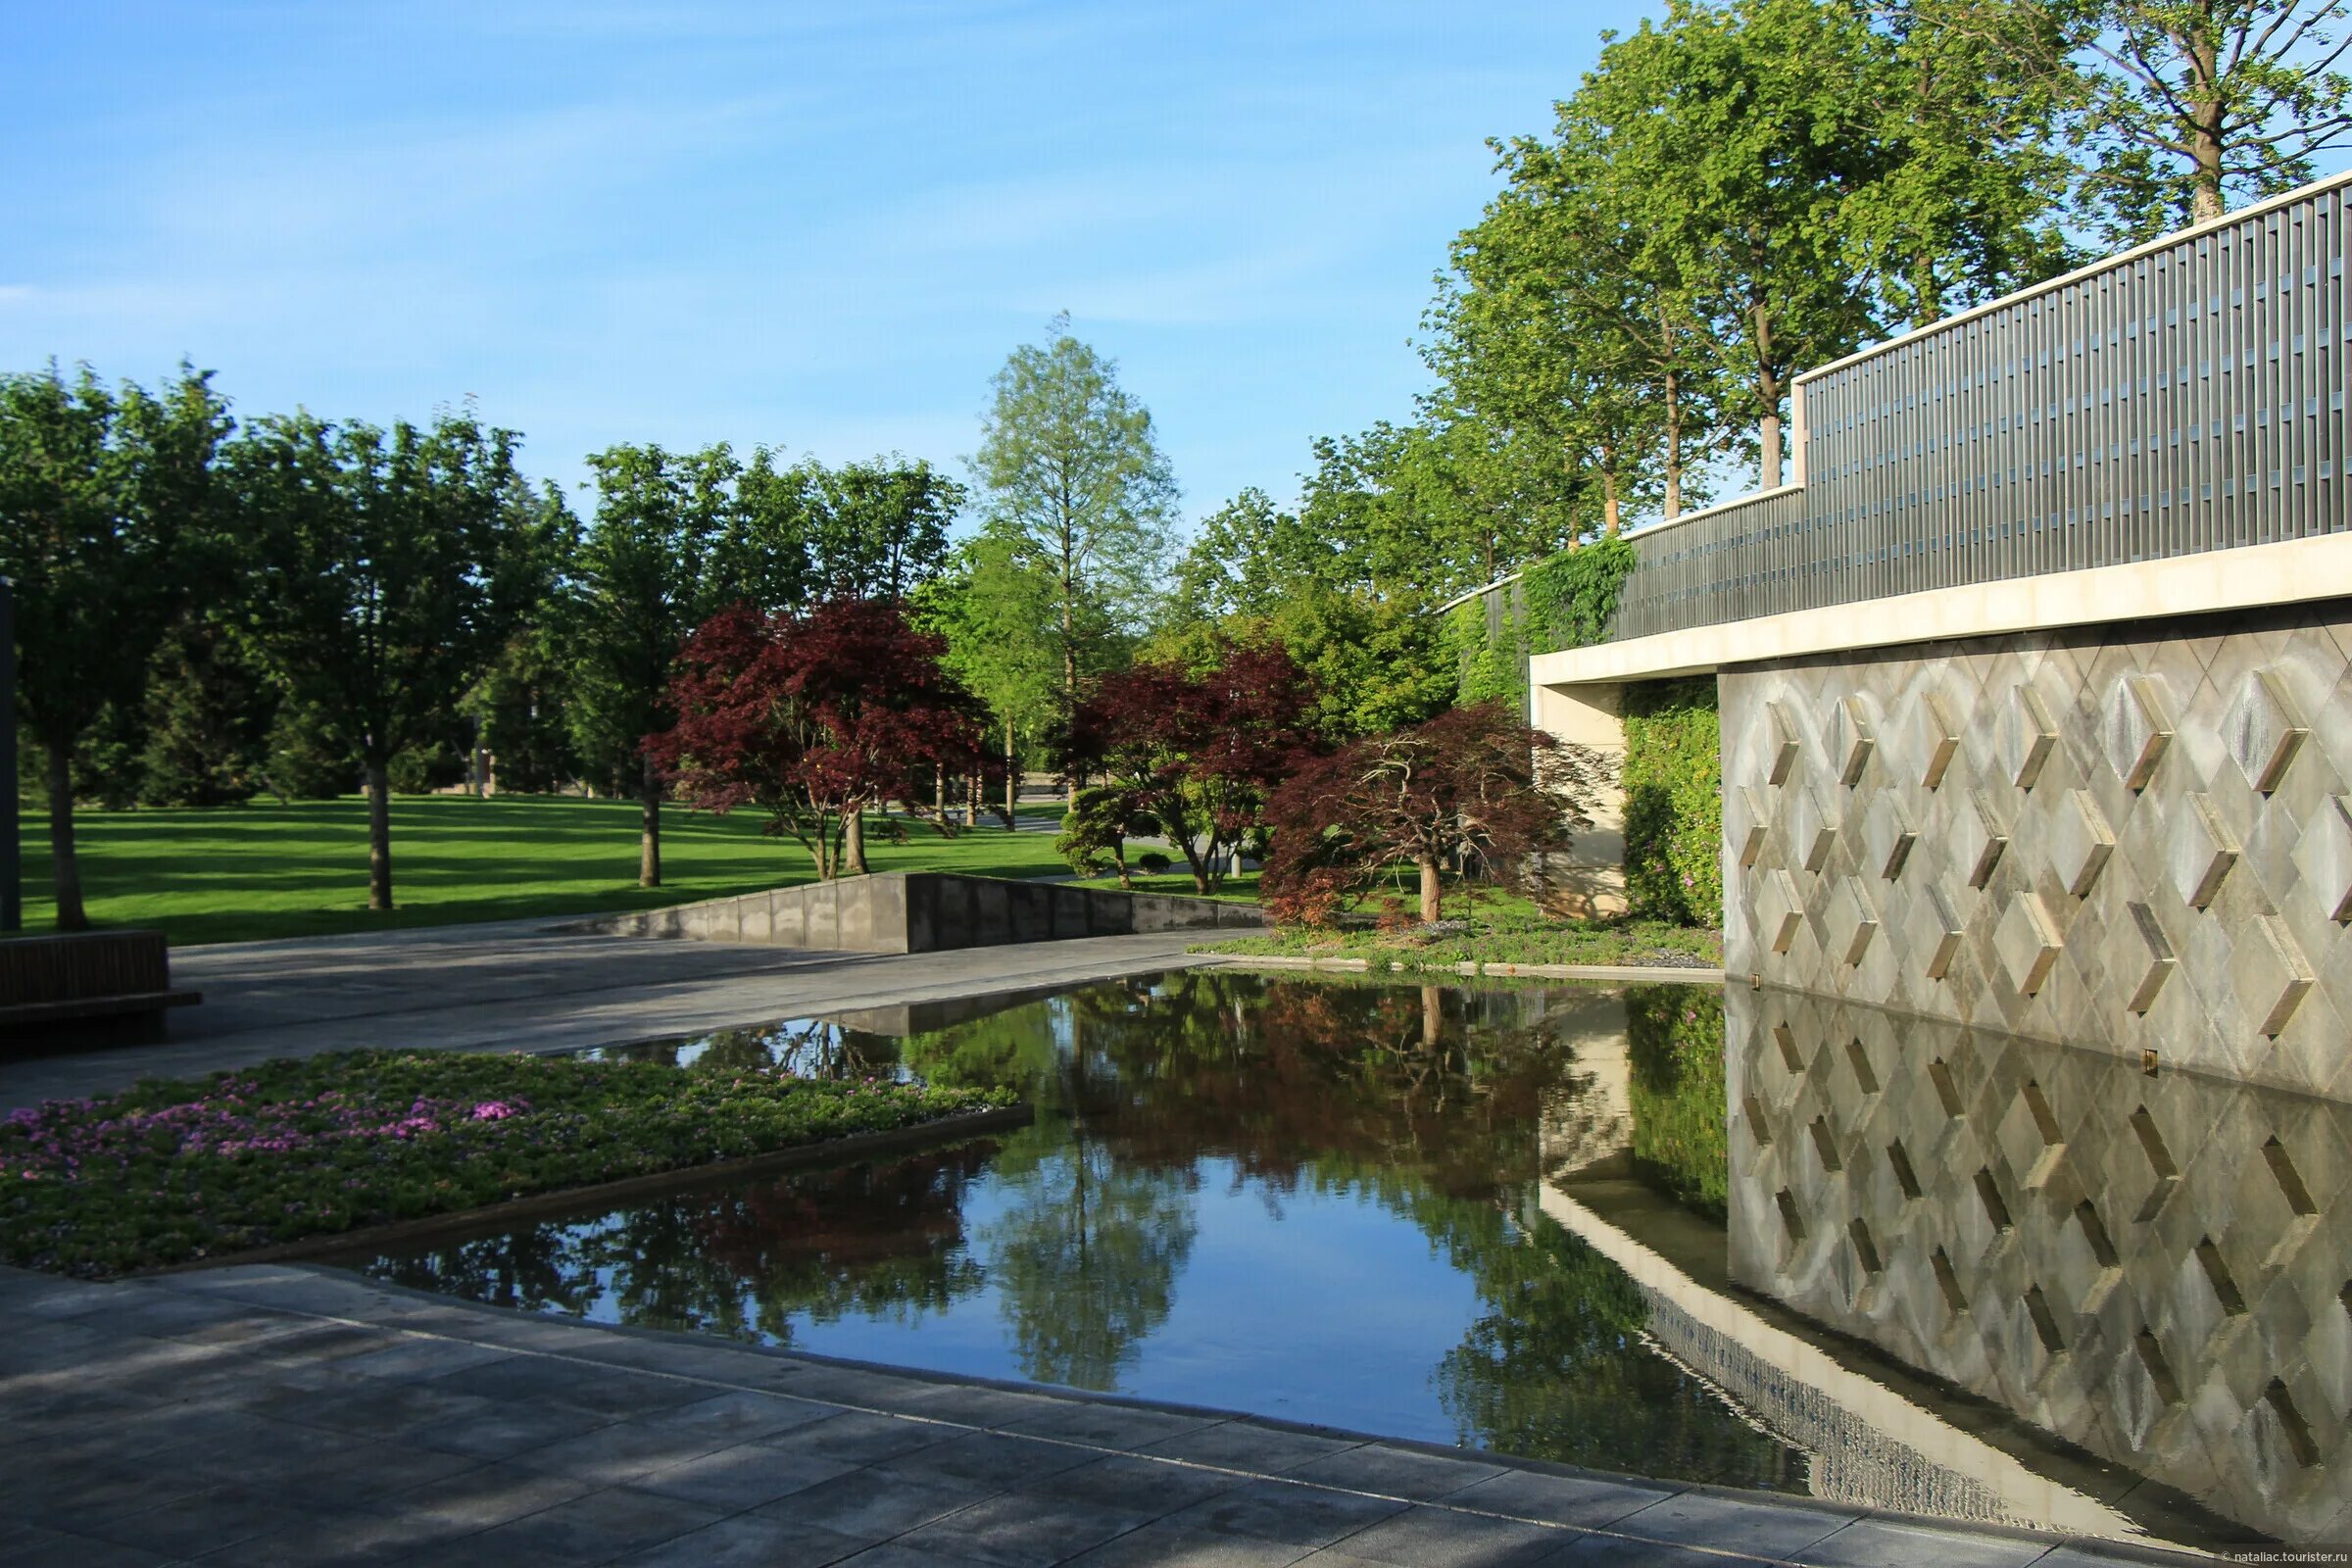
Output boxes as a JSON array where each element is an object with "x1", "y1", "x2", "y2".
[
  {"x1": 43, "y1": 745, "x2": 87, "y2": 932},
  {"x1": 934, "y1": 765, "x2": 946, "y2": 828},
  {"x1": 1662, "y1": 350, "x2": 1685, "y2": 520},
  {"x1": 845, "y1": 804, "x2": 868, "y2": 874},
  {"x1": 967, "y1": 769, "x2": 980, "y2": 829},
  {"x1": 1418, "y1": 855, "x2": 1442, "y2": 925},
  {"x1": 1004, "y1": 720, "x2": 1016, "y2": 829},
  {"x1": 2188, "y1": 32, "x2": 2225, "y2": 223},
  {"x1": 1600, "y1": 466, "x2": 1623, "y2": 538},
  {"x1": 1061, "y1": 564, "x2": 1079, "y2": 811},
  {"x1": 1753, "y1": 304, "x2": 1784, "y2": 491},
  {"x1": 638, "y1": 754, "x2": 662, "y2": 888},
  {"x1": 366, "y1": 756, "x2": 394, "y2": 911}
]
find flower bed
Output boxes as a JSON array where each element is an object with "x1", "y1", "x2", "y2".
[{"x1": 0, "y1": 1050, "x2": 1015, "y2": 1278}]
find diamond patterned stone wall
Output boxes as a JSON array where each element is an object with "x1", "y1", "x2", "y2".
[
  {"x1": 1727, "y1": 987, "x2": 2352, "y2": 1544},
  {"x1": 1721, "y1": 607, "x2": 2352, "y2": 1101}
]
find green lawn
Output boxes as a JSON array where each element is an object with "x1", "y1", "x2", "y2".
[
  {"x1": 18, "y1": 795, "x2": 1077, "y2": 947},
  {"x1": 1066, "y1": 871, "x2": 1262, "y2": 905},
  {"x1": 1196, "y1": 884, "x2": 1722, "y2": 971}
]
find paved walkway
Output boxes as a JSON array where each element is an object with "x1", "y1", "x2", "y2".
[
  {"x1": 0, "y1": 922, "x2": 1219, "y2": 1111},
  {"x1": 0, "y1": 1263, "x2": 2209, "y2": 1567}
]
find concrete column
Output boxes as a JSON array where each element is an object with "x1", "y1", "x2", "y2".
[{"x1": 1532, "y1": 680, "x2": 1627, "y2": 918}]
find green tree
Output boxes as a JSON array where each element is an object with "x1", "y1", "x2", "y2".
[
  {"x1": 136, "y1": 613, "x2": 275, "y2": 807},
  {"x1": 2039, "y1": 0, "x2": 2352, "y2": 239},
  {"x1": 1851, "y1": 2, "x2": 2081, "y2": 326},
  {"x1": 227, "y1": 407, "x2": 542, "y2": 910},
  {"x1": 1159, "y1": 482, "x2": 1456, "y2": 739},
  {"x1": 0, "y1": 363, "x2": 228, "y2": 928},
  {"x1": 1568, "y1": 0, "x2": 1901, "y2": 490},
  {"x1": 712, "y1": 445, "x2": 815, "y2": 612},
  {"x1": 917, "y1": 533, "x2": 1069, "y2": 823},
  {"x1": 971, "y1": 315, "x2": 1177, "y2": 798},
  {"x1": 566, "y1": 442, "x2": 741, "y2": 886},
  {"x1": 808, "y1": 455, "x2": 964, "y2": 602}
]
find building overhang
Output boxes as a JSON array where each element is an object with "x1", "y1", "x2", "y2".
[{"x1": 1531, "y1": 531, "x2": 2352, "y2": 687}]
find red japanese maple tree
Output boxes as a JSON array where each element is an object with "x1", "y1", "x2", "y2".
[
  {"x1": 646, "y1": 599, "x2": 995, "y2": 879},
  {"x1": 1064, "y1": 642, "x2": 1322, "y2": 894},
  {"x1": 1260, "y1": 701, "x2": 1611, "y2": 925}
]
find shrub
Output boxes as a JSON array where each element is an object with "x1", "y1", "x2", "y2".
[{"x1": 1137, "y1": 851, "x2": 1171, "y2": 874}]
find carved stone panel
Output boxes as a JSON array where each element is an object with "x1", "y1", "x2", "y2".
[
  {"x1": 2227, "y1": 667, "x2": 2309, "y2": 795},
  {"x1": 1719, "y1": 605, "x2": 2352, "y2": 1095},
  {"x1": 2103, "y1": 673, "x2": 2175, "y2": 792}
]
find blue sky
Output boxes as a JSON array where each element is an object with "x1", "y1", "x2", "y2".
[{"x1": 2, "y1": 1, "x2": 1651, "y2": 528}]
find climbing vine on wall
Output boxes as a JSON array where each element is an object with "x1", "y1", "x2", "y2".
[
  {"x1": 1622, "y1": 677, "x2": 1721, "y2": 927},
  {"x1": 1521, "y1": 536, "x2": 1635, "y2": 654},
  {"x1": 1448, "y1": 536, "x2": 1638, "y2": 710}
]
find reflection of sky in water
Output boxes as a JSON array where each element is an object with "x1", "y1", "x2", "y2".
[
  {"x1": 339, "y1": 971, "x2": 2341, "y2": 1552},
  {"x1": 352, "y1": 973, "x2": 1802, "y2": 1494}
]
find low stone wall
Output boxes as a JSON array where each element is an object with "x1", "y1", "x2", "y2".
[{"x1": 570, "y1": 872, "x2": 1260, "y2": 955}]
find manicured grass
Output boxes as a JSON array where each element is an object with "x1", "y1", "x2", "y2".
[
  {"x1": 1198, "y1": 887, "x2": 1721, "y2": 971},
  {"x1": 18, "y1": 794, "x2": 1074, "y2": 947},
  {"x1": 1065, "y1": 871, "x2": 1262, "y2": 905},
  {"x1": 0, "y1": 1050, "x2": 1015, "y2": 1278}
]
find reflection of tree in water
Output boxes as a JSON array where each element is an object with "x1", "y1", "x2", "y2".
[
  {"x1": 368, "y1": 969, "x2": 1791, "y2": 1479},
  {"x1": 1431, "y1": 1205, "x2": 1797, "y2": 1486},
  {"x1": 909, "y1": 969, "x2": 1784, "y2": 1474},
  {"x1": 368, "y1": 1222, "x2": 606, "y2": 1318},
  {"x1": 360, "y1": 1143, "x2": 1000, "y2": 1346},
  {"x1": 978, "y1": 1126, "x2": 1198, "y2": 1392},
  {"x1": 622, "y1": 1020, "x2": 905, "y2": 1080}
]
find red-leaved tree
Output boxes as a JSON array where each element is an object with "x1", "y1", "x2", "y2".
[
  {"x1": 647, "y1": 599, "x2": 996, "y2": 879},
  {"x1": 1261, "y1": 702, "x2": 1612, "y2": 926},
  {"x1": 1064, "y1": 643, "x2": 1322, "y2": 895}
]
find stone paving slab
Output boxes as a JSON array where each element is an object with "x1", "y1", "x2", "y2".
[{"x1": 0, "y1": 1262, "x2": 2227, "y2": 1566}]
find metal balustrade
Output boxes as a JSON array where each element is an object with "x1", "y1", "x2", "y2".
[{"x1": 1600, "y1": 171, "x2": 2352, "y2": 646}]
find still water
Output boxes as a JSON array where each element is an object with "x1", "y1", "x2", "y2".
[{"x1": 337, "y1": 969, "x2": 2350, "y2": 1550}]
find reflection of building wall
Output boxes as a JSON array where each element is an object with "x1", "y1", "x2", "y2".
[
  {"x1": 1533, "y1": 1178, "x2": 2136, "y2": 1538},
  {"x1": 1727, "y1": 986, "x2": 2352, "y2": 1544},
  {"x1": 1722, "y1": 605, "x2": 2352, "y2": 1098},
  {"x1": 1537, "y1": 992, "x2": 1632, "y2": 1176}
]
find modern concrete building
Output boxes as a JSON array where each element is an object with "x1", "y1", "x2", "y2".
[
  {"x1": 1510, "y1": 169, "x2": 2352, "y2": 1545},
  {"x1": 1525, "y1": 167, "x2": 2352, "y2": 1099}
]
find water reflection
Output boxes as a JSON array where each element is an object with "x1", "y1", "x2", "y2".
[
  {"x1": 332, "y1": 970, "x2": 2343, "y2": 1550},
  {"x1": 1726, "y1": 987, "x2": 2352, "y2": 1547},
  {"x1": 344, "y1": 971, "x2": 1803, "y2": 1491}
]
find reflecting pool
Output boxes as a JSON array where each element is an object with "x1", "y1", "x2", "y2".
[{"x1": 332, "y1": 970, "x2": 2349, "y2": 1551}]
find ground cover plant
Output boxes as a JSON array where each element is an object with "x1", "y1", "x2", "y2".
[
  {"x1": 16, "y1": 793, "x2": 1075, "y2": 947},
  {"x1": 1199, "y1": 886, "x2": 1719, "y2": 971},
  {"x1": 0, "y1": 1049, "x2": 1015, "y2": 1278}
]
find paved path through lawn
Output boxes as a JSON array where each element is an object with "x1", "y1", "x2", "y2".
[
  {"x1": 0, "y1": 921, "x2": 1218, "y2": 1111},
  {"x1": 0, "y1": 1262, "x2": 2212, "y2": 1568}
]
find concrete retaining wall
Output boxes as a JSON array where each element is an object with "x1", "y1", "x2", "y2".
[{"x1": 570, "y1": 872, "x2": 1260, "y2": 955}]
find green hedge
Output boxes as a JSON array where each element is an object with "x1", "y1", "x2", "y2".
[{"x1": 1622, "y1": 677, "x2": 1721, "y2": 927}]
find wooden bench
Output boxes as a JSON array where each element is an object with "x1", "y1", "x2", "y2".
[{"x1": 0, "y1": 931, "x2": 203, "y2": 1045}]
